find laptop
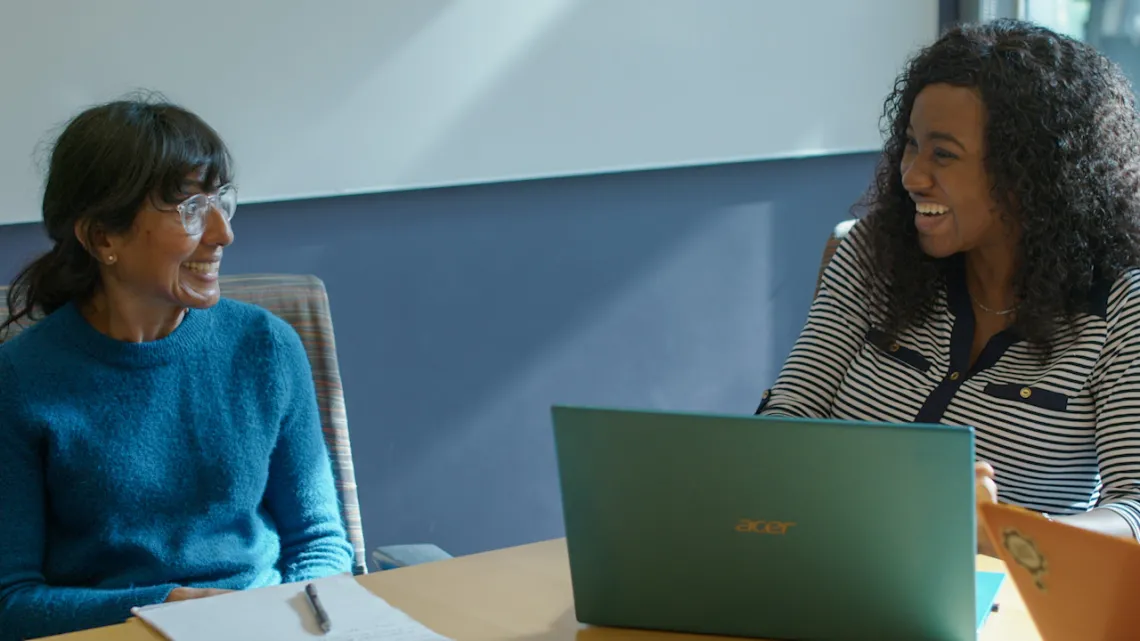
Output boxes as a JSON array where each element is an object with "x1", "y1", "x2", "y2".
[
  {"x1": 979, "y1": 501, "x2": 1140, "y2": 640},
  {"x1": 551, "y1": 405, "x2": 991, "y2": 641}
]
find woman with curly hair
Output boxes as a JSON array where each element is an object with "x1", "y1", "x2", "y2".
[{"x1": 759, "y1": 18, "x2": 1140, "y2": 554}]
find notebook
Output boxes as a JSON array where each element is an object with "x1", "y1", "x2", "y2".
[{"x1": 132, "y1": 573, "x2": 451, "y2": 641}]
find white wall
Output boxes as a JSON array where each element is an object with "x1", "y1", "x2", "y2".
[{"x1": 0, "y1": 0, "x2": 938, "y2": 225}]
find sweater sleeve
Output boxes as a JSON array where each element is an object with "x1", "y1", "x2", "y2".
[
  {"x1": 1089, "y1": 273, "x2": 1140, "y2": 540},
  {"x1": 757, "y1": 219, "x2": 875, "y2": 418},
  {"x1": 0, "y1": 354, "x2": 176, "y2": 641},
  {"x1": 262, "y1": 323, "x2": 355, "y2": 582}
]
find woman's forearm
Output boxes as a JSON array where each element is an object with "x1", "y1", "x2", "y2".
[
  {"x1": 980, "y1": 507, "x2": 1134, "y2": 558},
  {"x1": 1053, "y1": 507, "x2": 1135, "y2": 540}
]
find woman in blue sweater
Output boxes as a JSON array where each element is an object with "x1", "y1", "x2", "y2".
[{"x1": 0, "y1": 98, "x2": 354, "y2": 639}]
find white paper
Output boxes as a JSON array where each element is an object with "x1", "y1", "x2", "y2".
[{"x1": 134, "y1": 573, "x2": 453, "y2": 641}]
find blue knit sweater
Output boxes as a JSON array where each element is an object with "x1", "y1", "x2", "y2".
[{"x1": 0, "y1": 299, "x2": 354, "y2": 640}]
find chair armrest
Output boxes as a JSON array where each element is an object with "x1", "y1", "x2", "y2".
[{"x1": 371, "y1": 543, "x2": 454, "y2": 570}]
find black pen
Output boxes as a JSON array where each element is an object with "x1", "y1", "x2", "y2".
[{"x1": 305, "y1": 582, "x2": 332, "y2": 634}]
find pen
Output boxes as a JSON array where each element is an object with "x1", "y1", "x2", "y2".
[{"x1": 305, "y1": 582, "x2": 332, "y2": 634}]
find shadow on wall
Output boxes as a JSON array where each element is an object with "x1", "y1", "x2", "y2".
[{"x1": 0, "y1": 153, "x2": 876, "y2": 557}]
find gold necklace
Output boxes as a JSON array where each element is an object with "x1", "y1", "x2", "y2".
[{"x1": 972, "y1": 296, "x2": 1016, "y2": 316}]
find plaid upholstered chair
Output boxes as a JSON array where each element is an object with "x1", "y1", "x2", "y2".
[{"x1": 0, "y1": 273, "x2": 447, "y2": 575}]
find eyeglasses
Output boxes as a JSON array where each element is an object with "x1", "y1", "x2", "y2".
[{"x1": 176, "y1": 184, "x2": 237, "y2": 235}]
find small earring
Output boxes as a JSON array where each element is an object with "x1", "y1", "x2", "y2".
[{"x1": 106, "y1": 254, "x2": 117, "y2": 265}]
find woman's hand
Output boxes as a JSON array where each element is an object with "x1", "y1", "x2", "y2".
[
  {"x1": 976, "y1": 461, "x2": 998, "y2": 557},
  {"x1": 164, "y1": 587, "x2": 233, "y2": 603}
]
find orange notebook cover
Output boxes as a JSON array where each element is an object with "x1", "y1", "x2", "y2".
[{"x1": 979, "y1": 502, "x2": 1140, "y2": 641}]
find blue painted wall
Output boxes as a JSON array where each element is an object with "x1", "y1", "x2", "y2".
[{"x1": 0, "y1": 153, "x2": 876, "y2": 557}]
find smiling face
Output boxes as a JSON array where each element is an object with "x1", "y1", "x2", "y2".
[
  {"x1": 901, "y1": 83, "x2": 1009, "y2": 258},
  {"x1": 98, "y1": 178, "x2": 235, "y2": 312}
]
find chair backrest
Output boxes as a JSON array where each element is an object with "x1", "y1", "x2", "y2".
[
  {"x1": 815, "y1": 219, "x2": 857, "y2": 298},
  {"x1": 0, "y1": 274, "x2": 368, "y2": 575}
]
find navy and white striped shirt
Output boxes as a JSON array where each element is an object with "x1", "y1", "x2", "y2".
[{"x1": 760, "y1": 219, "x2": 1140, "y2": 539}]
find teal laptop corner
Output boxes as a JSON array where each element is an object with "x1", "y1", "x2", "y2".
[
  {"x1": 975, "y1": 571, "x2": 1004, "y2": 631},
  {"x1": 551, "y1": 405, "x2": 980, "y2": 641}
]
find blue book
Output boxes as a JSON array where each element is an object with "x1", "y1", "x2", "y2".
[{"x1": 975, "y1": 571, "x2": 1005, "y2": 630}]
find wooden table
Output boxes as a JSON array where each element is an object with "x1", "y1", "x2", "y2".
[{"x1": 43, "y1": 539, "x2": 1041, "y2": 640}]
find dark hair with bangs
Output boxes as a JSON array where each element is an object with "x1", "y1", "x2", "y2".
[{"x1": 1, "y1": 93, "x2": 233, "y2": 339}]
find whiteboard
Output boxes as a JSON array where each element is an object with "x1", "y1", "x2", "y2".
[{"x1": 0, "y1": 0, "x2": 938, "y2": 225}]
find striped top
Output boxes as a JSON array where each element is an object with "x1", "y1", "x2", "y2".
[{"x1": 759, "y1": 219, "x2": 1140, "y2": 540}]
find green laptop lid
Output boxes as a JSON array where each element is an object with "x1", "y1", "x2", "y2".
[{"x1": 552, "y1": 405, "x2": 977, "y2": 641}]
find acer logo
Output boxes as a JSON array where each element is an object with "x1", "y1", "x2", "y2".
[{"x1": 736, "y1": 519, "x2": 796, "y2": 535}]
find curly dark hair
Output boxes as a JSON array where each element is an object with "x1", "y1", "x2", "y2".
[{"x1": 860, "y1": 18, "x2": 1140, "y2": 352}]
